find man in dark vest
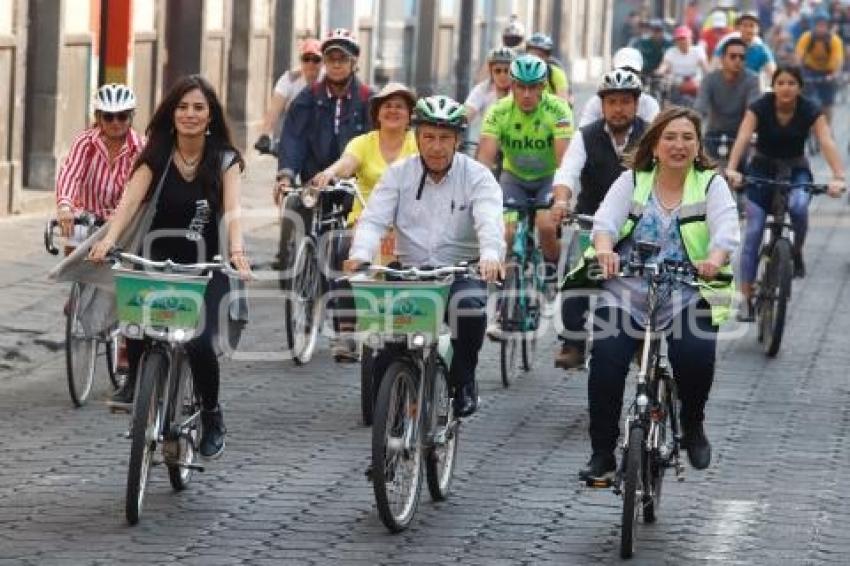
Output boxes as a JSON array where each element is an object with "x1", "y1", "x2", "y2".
[{"x1": 553, "y1": 68, "x2": 647, "y2": 369}]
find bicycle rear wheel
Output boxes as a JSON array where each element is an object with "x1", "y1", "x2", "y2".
[
  {"x1": 65, "y1": 283, "x2": 97, "y2": 407},
  {"x1": 126, "y1": 350, "x2": 167, "y2": 525},
  {"x1": 425, "y1": 360, "x2": 458, "y2": 501},
  {"x1": 621, "y1": 426, "x2": 645, "y2": 559},
  {"x1": 361, "y1": 345, "x2": 376, "y2": 426},
  {"x1": 284, "y1": 237, "x2": 322, "y2": 365},
  {"x1": 500, "y1": 264, "x2": 521, "y2": 388},
  {"x1": 759, "y1": 239, "x2": 793, "y2": 357},
  {"x1": 372, "y1": 360, "x2": 423, "y2": 532},
  {"x1": 167, "y1": 359, "x2": 199, "y2": 491}
]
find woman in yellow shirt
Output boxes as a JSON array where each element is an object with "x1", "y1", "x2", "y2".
[{"x1": 308, "y1": 82, "x2": 417, "y2": 223}]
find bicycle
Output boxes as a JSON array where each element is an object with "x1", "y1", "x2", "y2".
[
  {"x1": 45, "y1": 214, "x2": 121, "y2": 406},
  {"x1": 556, "y1": 213, "x2": 595, "y2": 371},
  {"x1": 497, "y1": 200, "x2": 549, "y2": 388},
  {"x1": 585, "y1": 244, "x2": 731, "y2": 558},
  {"x1": 279, "y1": 179, "x2": 364, "y2": 365},
  {"x1": 742, "y1": 175, "x2": 829, "y2": 357},
  {"x1": 109, "y1": 251, "x2": 237, "y2": 525},
  {"x1": 704, "y1": 133, "x2": 746, "y2": 219},
  {"x1": 349, "y1": 263, "x2": 473, "y2": 532}
]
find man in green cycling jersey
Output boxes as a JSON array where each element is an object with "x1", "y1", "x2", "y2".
[{"x1": 478, "y1": 53, "x2": 572, "y2": 294}]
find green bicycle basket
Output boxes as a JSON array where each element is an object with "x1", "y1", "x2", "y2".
[
  {"x1": 350, "y1": 277, "x2": 452, "y2": 340},
  {"x1": 113, "y1": 268, "x2": 210, "y2": 337}
]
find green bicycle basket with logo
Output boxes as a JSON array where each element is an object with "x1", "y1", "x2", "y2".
[
  {"x1": 113, "y1": 269, "x2": 210, "y2": 335},
  {"x1": 350, "y1": 277, "x2": 452, "y2": 340}
]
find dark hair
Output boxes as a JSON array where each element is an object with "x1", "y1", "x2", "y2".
[
  {"x1": 720, "y1": 37, "x2": 747, "y2": 55},
  {"x1": 624, "y1": 106, "x2": 715, "y2": 171},
  {"x1": 771, "y1": 64, "x2": 804, "y2": 88},
  {"x1": 132, "y1": 74, "x2": 244, "y2": 208}
]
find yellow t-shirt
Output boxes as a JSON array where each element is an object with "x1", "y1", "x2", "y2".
[{"x1": 344, "y1": 129, "x2": 418, "y2": 222}]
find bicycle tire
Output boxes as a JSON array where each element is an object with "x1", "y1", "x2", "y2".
[
  {"x1": 105, "y1": 333, "x2": 122, "y2": 389},
  {"x1": 521, "y1": 260, "x2": 539, "y2": 372},
  {"x1": 361, "y1": 345, "x2": 376, "y2": 426},
  {"x1": 371, "y1": 360, "x2": 423, "y2": 532},
  {"x1": 425, "y1": 359, "x2": 458, "y2": 501},
  {"x1": 126, "y1": 350, "x2": 167, "y2": 525},
  {"x1": 500, "y1": 264, "x2": 521, "y2": 388},
  {"x1": 284, "y1": 237, "x2": 321, "y2": 365},
  {"x1": 621, "y1": 426, "x2": 644, "y2": 559},
  {"x1": 167, "y1": 359, "x2": 198, "y2": 491},
  {"x1": 65, "y1": 283, "x2": 97, "y2": 407},
  {"x1": 761, "y1": 239, "x2": 793, "y2": 357}
]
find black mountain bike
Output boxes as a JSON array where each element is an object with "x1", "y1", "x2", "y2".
[
  {"x1": 587, "y1": 243, "x2": 732, "y2": 559},
  {"x1": 743, "y1": 176, "x2": 829, "y2": 357}
]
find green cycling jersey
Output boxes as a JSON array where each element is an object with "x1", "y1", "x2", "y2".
[{"x1": 480, "y1": 92, "x2": 573, "y2": 182}]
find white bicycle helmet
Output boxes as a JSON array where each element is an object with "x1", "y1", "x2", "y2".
[
  {"x1": 413, "y1": 95, "x2": 467, "y2": 132},
  {"x1": 613, "y1": 47, "x2": 644, "y2": 73},
  {"x1": 94, "y1": 83, "x2": 137, "y2": 113},
  {"x1": 502, "y1": 16, "x2": 525, "y2": 48},
  {"x1": 321, "y1": 28, "x2": 360, "y2": 57},
  {"x1": 597, "y1": 69, "x2": 643, "y2": 96}
]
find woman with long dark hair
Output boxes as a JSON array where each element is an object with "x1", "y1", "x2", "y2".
[{"x1": 90, "y1": 74, "x2": 251, "y2": 459}]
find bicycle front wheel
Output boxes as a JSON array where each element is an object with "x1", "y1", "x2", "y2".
[
  {"x1": 65, "y1": 283, "x2": 97, "y2": 407},
  {"x1": 126, "y1": 351, "x2": 166, "y2": 525},
  {"x1": 167, "y1": 359, "x2": 199, "y2": 491},
  {"x1": 425, "y1": 360, "x2": 458, "y2": 501},
  {"x1": 500, "y1": 263, "x2": 521, "y2": 388},
  {"x1": 759, "y1": 239, "x2": 793, "y2": 357},
  {"x1": 621, "y1": 426, "x2": 645, "y2": 559},
  {"x1": 284, "y1": 237, "x2": 322, "y2": 365},
  {"x1": 372, "y1": 360, "x2": 423, "y2": 532}
]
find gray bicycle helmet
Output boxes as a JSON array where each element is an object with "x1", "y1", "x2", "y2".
[
  {"x1": 526, "y1": 32, "x2": 554, "y2": 53},
  {"x1": 488, "y1": 46, "x2": 516, "y2": 65}
]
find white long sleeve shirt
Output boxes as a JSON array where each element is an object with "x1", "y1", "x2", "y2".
[
  {"x1": 350, "y1": 154, "x2": 506, "y2": 266},
  {"x1": 578, "y1": 92, "x2": 660, "y2": 128},
  {"x1": 553, "y1": 123, "x2": 635, "y2": 198}
]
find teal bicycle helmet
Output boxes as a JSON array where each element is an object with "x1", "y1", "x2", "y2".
[
  {"x1": 510, "y1": 54, "x2": 548, "y2": 85},
  {"x1": 413, "y1": 95, "x2": 467, "y2": 131}
]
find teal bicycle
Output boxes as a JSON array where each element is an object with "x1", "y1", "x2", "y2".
[{"x1": 497, "y1": 202, "x2": 548, "y2": 388}]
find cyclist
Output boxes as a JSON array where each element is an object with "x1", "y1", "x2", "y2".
[
  {"x1": 571, "y1": 107, "x2": 739, "y2": 483},
  {"x1": 795, "y1": 9, "x2": 844, "y2": 125},
  {"x1": 553, "y1": 69, "x2": 647, "y2": 370},
  {"x1": 654, "y1": 26, "x2": 709, "y2": 107},
  {"x1": 699, "y1": 11, "x2": 733, "y2": 64},
  {"x1": 695, "y1": 37, "x2": 761, "y2": 162},
  {"x1": 308, "y1": 82, "x2": 418, "y2": 361},
  {"x1": 501, "y1": 15, "x2": 525, "y2": 49},
  {"x1": 89, "y1": 75, "x2": 252, "y2": 459},
  {"x1": 578, "y1": 47, "x2": 660, "y2": 127},
  {"x1": 725, "y1": 65, "x2": 845, "y2": 320},
  {"x1": 464, "y1": 46, "x2": 515, "y2": 125},
  {"x1": 477, "y1": 54, "x2": 573, "y2": 323},
  {"x1": 634, "y1": 19, "x2": 673, "y2": 79},
  {"x1": 343, "y1": 95, "x2": 505, "y2": 418},
  {"x1": 274, "y1": 28, "x2": 374, "y2": 271},
  {"x1": 253, "y1": 38, "x2": 324, "y2": 155},
  {"x1": 714, "y1": 11, "x2": 776, "y2": 80},
  {"x1": 55, "y1": 83, "x2": 143, "y2": 376},
  {"x1": 56, "y1": 83, "x2": 143, "y2": 238},
  {"x1": 525, "y1": 32, "x2": 571, "y2": 103}
]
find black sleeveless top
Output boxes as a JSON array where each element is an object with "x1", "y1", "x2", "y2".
[{"x1": 148, "y1": 167, "x2": 220, "y2": 264}]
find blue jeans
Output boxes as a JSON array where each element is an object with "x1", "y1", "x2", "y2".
[{"x1": 740, "y1": 167, "x2": 812, "y2": 284}]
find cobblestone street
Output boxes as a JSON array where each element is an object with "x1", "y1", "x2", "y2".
[{"x1": 1, "y1": 130, "x2": 850, "y2": 565}]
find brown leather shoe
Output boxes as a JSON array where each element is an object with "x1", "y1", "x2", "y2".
[{"x1": 554, "y1": 343, "x2": 585, "y2": 370}]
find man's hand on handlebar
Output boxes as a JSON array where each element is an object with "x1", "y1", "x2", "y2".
[
  {"x1": 479, "y1": 259, "x2": 504, "y2": 283},
  {"x1": 343, "y1": 259, "x2": 367, "y2": 274},
  {"x1": 596, "y1": 250, "x2": 620, "y2": 279},
  {"x1": 57, "y1": 206, "x2": 75, "y2": 237}
]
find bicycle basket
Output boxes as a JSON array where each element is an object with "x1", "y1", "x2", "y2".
[
  {"x1": 113, "y1": 268, "x2": 210, "y2": 338},
  {"x1": 350, "y1": 278, "x2": 451, "y2": 340}
]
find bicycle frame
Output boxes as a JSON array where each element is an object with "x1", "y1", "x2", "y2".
[{"x1": 505, "y1": 208, "x2": 545, "y2": 332}]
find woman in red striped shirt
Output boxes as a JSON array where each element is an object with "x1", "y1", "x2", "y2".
[{"x1": 55, "y1": 83, "x2": 145, "y2": 236}]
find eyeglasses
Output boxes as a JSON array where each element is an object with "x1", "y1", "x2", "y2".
[
  {"x1": 301, "y1": 55, "x2": 322, "y2": 64},
  {"x1": 492, "y1": 67, "x2": 510, "y2": 75},
  {"x1": 324, "y1": 54, "x2": 352, "y2": 65},
  {"x1": 101, "y1": 111, "x2": 131, "y2": 123},
  {"x1": 727, "y1": 53, "x2": 745, "y2": 61}
]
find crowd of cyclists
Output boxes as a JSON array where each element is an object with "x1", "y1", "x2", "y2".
[{"x1": 47, "y1": 0, "x2": 848, "y2": 522}]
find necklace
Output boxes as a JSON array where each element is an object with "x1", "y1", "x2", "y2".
[
  {"x1": 176, "y1": 146, "x2": 201, "y2": 169},
  {"x1": 654, "y1": 182, "x2": 682, "y2": 211}
]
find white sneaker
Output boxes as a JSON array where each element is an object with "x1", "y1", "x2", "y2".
[{"x1": 486, "y1": 322, "x2": 504, "y2": 341}]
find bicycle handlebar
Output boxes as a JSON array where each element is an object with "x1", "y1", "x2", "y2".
[
  {"x1": 741, "y1": 175, "x2": 835, "y2": 194},
  {"x1": 346, "y1": 262, "x2": 481, "y2": 282},
  {"x1": 108, "y1": 250, "x2": 240, "y2": 278},
  {"x1": 44, "y1": 215, "x2": 98, "y2": 255},
  {"x1": 589, "y1": 257, "x2": 733, "y2": 285}
]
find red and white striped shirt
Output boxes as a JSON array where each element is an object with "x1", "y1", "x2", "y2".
[{"x1": 55, "y1": 127, "x2": 145, "y2": 220}]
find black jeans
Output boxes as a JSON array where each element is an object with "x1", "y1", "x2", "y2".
[
  {"x1": 126, "y1": 272, "x2": 228, "y2": 412},
  {"x1": 587, "y1": 301, "x2": 718, "y2": 455},
  {"x1": 560, "y1": 293, "x2": 590, "y2": 351},
  {"x1": 445, "y1": 277, "x2": 488, "y2": 388}
]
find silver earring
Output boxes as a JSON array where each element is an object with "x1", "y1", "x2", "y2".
[{"x1": 205, "y1": 127, "x2": 211, "y2": 136}]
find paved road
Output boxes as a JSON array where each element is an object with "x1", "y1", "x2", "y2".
[{"x1": 2, "y1": 116, "x2": 850, "y2": 565}]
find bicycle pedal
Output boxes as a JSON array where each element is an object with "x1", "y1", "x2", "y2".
[
  {"x1": 182, "y1": 463, "x2": 205, "y2": 472},
  {"x1": 108, "y1": 403, "x2": 132, "y2": 415},
  {"x1": 583, "y1": 478, "x2": 614, "y2": 489}
]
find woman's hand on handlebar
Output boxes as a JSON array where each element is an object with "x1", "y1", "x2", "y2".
[
  {"x1": 88, "y1": 238, "x2": 115, "y2": 263},
  {"x1": 724, "y1": 169, "x2": 743, "y2": 190},
  {"x1": 229, "y1": 251, "x2": 254, "y2": 280},
  {"x1": 597, "y1": 250, "x2": 619, "y2": 279},
  {"x1": 827, "y1": 178, "x2": 845, "y2": 198},
  {"x1": 57, "y1": 206, "x2": 75, "y2": 237},
  {"x1": 694, "y1": 259, "x2": 722, "y2": 280}
]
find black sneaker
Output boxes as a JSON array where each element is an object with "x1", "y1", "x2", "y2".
[
  {"x1": 793, "y1": 249, "x2": 805, "y2": 279},
  {"x1": 108, "y1": 381, "x2": 135, "y2": 411},
  {"x1": 681, "y1": 422, "x2": 711, "y2": 470},
  {"x1": 200, "y1": 406, "x2": 226, "y2": 459},
  {"x1": 453, "y1": 381, "x2": 479, "y2": 418},
  {"x1": 578, "y1": 452, "x2": 616, "y2": 486}
]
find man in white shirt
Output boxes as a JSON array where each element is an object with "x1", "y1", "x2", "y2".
[
  {"x1": 345, "y1": 95, "x2": 505, "y2": 417},
  {"x1": 578, "y1": 47, "x2": 660, "y2": 127}
]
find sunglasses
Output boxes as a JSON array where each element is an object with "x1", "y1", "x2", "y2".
[
  {"x1": 727, "y1": 53, "x2": 745, "y2": 61},
  {"x1": 301, "y1": 55, "x2": 322, "y2": 64},
  {"x1": 101, "y1": 111, "x2": 131, "y2": 122}
]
